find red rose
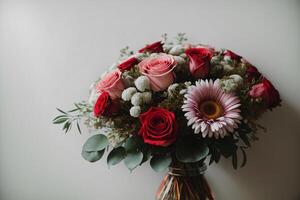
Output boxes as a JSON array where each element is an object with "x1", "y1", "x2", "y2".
[
  {"x1": 139, "y1": 107, "x2": 177, "y2": 147},
  {"x1": 185, "y1": 47, "x2": 213, "y2": 79},
  {"x1": 138, "y1": 41, "x2": 164, "y2": 53},
  {"x1": 118, "y1": 57, "x2": 139, "y2": 72},
  {"x1": 246, "y1": 65, "x2": 261, "y2": 82},
  {"x1": 224, "y1": 50, "x2": 242, "y2": 61},
  {"x1": 94, "y1": 92, "x2": 119, "y2": 117},
  {"x1": 249, "y1": 78, "x2": 281, "y2": 109}
]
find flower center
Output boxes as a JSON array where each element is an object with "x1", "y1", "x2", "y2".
[{"x1": 199, "y1": 100, "x2": 223, "y2": 119}]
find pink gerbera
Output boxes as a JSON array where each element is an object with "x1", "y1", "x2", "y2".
[{"x1": 182, "y1": 79, "x2": 242, "y2": 139}]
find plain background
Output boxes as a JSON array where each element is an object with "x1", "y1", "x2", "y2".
[{"x1": 0, "y1": 0, "x2": 299, "y2": 199}]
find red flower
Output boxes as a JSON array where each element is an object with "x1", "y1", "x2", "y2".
[
  {"x1": 94, "y1": 92, "x2": 119, "y2": 117},
  {"x1": 118, "y1": 57, "x2": 139, "y2": 72},
  {"x1": 224, "y1": 50, "x2": 242, "y2": 61},
  {"x1": 185, "y1": 47, "x2": 213, "y2": 79},
  {"x1": 249, "y1": 78, "x2": 281, "y2": 109},
  {"x1": 138, "y1": 41, "x2": 164, "y2": 53},
  {"x1": 246, "y1": 65, "x2": 261, "y2": 82},
  {"x1": 139, "y1": 107, "x2": 177, "y2": 147}
]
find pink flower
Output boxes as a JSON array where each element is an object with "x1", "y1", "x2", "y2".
[
  {"x1": 182, "y1": 79, "x2": 242, "y2": 139},
  {"x1": 96, "y1": 70, "x2": 125, "y2": 99},
  {"x1": 185, "y1": 47, "x2": 213, "y2": 79},
  {"x1": 249, "y1": 78, "x2": 281, "y2": 109},
  {"x1": 139, "y1": 54, "x2": 176, "y2": 91}
]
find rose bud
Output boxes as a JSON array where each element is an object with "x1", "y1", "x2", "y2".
[
  {"x1": 138, "y1": 41, "x2": 164, "y2": 53},
  {"x1": 249, "y1": 78, "x2": 281, "y2": 109},
  {"x1": 224, "y1": 50, "x2": 242, "y2": 61},
  {"x1": 185, "y1": 47, "x2": 213, "y2": 79},
  {"x1": 117, "y1": 57, "x2": 139, "y2": 72},
  {"x1": 94, "y1": 92, "x2": 119, "y2": 117}
]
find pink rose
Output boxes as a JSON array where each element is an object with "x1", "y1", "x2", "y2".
[
  {"x1": 96, "y1": 70, "x2": 125, "y2": 99},
  {"x1": 139, "y1": 54, "x2": 176, "y2": 91},
  {"x1": 185, "y1": 47, "x2": 213, "y2": 79}
]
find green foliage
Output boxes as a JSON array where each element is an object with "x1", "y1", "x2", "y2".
[
  {"x1": 81, "y1": 134, "x2": 108, "y2": 163},
  {"x1": 208, "y1": 122, "x2": 255, "y2": 169},
  {"x1": 175, "y1": 136, "x2": 209, "y2": 163},
  {"x1": 82, "y1": 149, "x2": 105, "y2": 162},
  {"x1": 107, "y1": 147, "x2": 126, "y2": 167},
  {"x1": 83, "y1": 134, "x2": 108, "y2": 152},
  {"x1": 52, "y1": 102, "x2": 91, "y2": 134},
  {"x1": 150, "y1": 154, "x2": 172, "y2": 172},
  {"x1": 124, "y1": 151, "x2": 143, "y2": 171},
  {"x1": 119, "y1": 46, "x2": 134, "y2": 60}
]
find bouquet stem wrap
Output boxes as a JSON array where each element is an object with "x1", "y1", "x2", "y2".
[{"x1": 156, "y1": 162, "x2": 214, "y2": 200}]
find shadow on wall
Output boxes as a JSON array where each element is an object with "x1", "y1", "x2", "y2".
[{"x1": 207, "y1": 101, "x2": 300, "y2": 200}]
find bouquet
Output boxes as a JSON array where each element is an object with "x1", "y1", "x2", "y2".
[{"x1": 53, "y1": 33, "x2": 281, "y2": 200}]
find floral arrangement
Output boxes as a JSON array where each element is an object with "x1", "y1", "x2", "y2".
[{"x1": 53, "y1": 33, "x2": 281, "y2": 200}]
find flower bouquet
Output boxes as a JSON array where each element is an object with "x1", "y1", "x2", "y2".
[{"x1": 53, "y1": 33, "x2": 281, "y2": 200}]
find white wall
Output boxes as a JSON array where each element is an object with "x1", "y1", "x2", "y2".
[{"x1": 0, "y1": 1, "x2": 299, "y2": 200}]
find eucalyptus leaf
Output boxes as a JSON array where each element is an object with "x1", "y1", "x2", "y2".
[
  {"x1": 150, "y1": 154, "x2": 172, "y2": 172},
  {"x1": 83, "y1": 134, "x2": 108, "y2": 152},
  {"x1": 124, "y1": 151, "x2": 143, "y2": 171},
  {"x1": 175, "y1": 137, "x2": 209, "y2": 163},
  {"x1": 124, "y1": 136, "x2": 142, "y2": 152},
  {"x1": 107, "y1": 147, "x2": 126, "y2": 167},
  {"x1": 81, "y1": 149, "x2": 105, "y2": 162}
]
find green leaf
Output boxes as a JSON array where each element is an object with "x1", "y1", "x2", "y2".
[
  {"x1": 141, "y1": 148, "x2": 151, "y2": 164},
  {"x1": 232, "y1": 151, "x2": 238, "y2": 170},
  {"x1": 150, "y1": 154, "x2": 172, "y2": 172},
  {"x1": 240, "y1": 147, "x2": 247, "y2": 167},
  {"x1": 56, "y1": 108, "x2": 67, "y2": 114},
  {"x1": 76, "y1": 121, "x2": 82, "y2": 134},
  {"x1": 52, "y1": 115, "x2": 66, "y2": 122},
  {"x1": 68, "y1": 108, "x2": 80, "y2": 112},
  {"x1": 81, "y1": 149, "x2": 105, "y2": 162},
  {"x1": 63, "y1": 122, "x2": 71, "y2": 133},
  {"x1": 124, "y1": 136, "x2": 143, "y2": 152},
  {"x1": 107, "y1": 147, "x2": 126, "y2": 167},
  {"x1": 53, "y1": 118, "x2": 68, "y2": 124},
  {"x1": 124, "y1": 151, "x2": 143, "y2": 171},
  {"x1": 176, "y1": 137, "x2": 209, "y2": 163},
  {"x1": 83, "y1": 134, "x2": 108, "y2": 152},
  {"x1": 239, "y1": 132, "x2": 251, "y2": 147}
]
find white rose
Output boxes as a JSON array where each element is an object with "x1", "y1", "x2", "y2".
[
  {"x1": 134, "y1": 76, "x2": 150, "y2": 92},
  {"x1": 121, "y1": 87, "x2": 137, "y2": 101},
  {"x1": 130, "y1": 106, "x2": 141, "y2": 118}
]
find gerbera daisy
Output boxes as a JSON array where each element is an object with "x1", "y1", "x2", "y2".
[{"x1": 182, "y1": 79, "x2": 242, "y2": 139}]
